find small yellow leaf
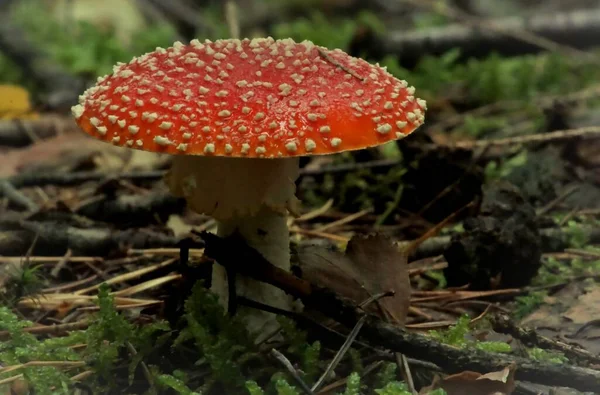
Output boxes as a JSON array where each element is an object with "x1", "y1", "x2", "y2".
[{"x1": 0, "y1": 85, "x2": 38, "y2": 120}]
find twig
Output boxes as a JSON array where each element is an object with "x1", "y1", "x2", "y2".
[
  {"x1": 317, "y1": 48, "x2": 365, "y2": 81},
  {"x1": 126, "y1": 342, "x2": 155, "y2": 390},
  {"x1": 200, "y1": 232, "x2": 600, "y2": 393},
  {"x1": 313, "y1": 208, "x2": 372, "y2": 233},
  {"x1": 358, "y1": 291, "x2": 395, "y2": 309},
  {"x1": 0, "y1": 361, "x2": 86, "y2": 374},
  {"x1": 449, "y1": 125, "x2": 600, "y2": 149},
  {"x1": 225, "y1": 0, "x2": 240, "y2": 39},
  {"x1": 0, "y1": 374, "x2": 24, "y2": 386},
  {"x1": 399, "y1": 225, "x2": 600, "y2": 261},
  {"x1": 396, "y1": 2, "x2": 599, "y2": 64},
  {"x1": 74, "y1": 258, "x2": 177, "y2": 295},
  {"x1": 0, "y1": 116, "x2": 76, "y2": 147},
  {"x1": 490, "y1": 314, "x2": 600, "y2": 367},
  {"x1": 311, "y1": 315, "x2": 367, "y2": 392},
  {"x1": 0, "y1": 320, "x2": 90, "y2": 340},
  {"x1": 136, "y1": 0, "x2": 211, "y2": 38},
  {"x1": 270, "y1": 349, "x2": 315, "y2": 395},
  {"x1": 317, "y1": 361, "x2": 383, "y2": 394},
  {"x1": 75, "y1": 191, "x2": 186, "y2": 226},
  {"x1": 536, "y1": 185, "x2": 580, "y2": 216},
  {"x1": 0, "y1": 219, "x2": 195, "y2": 256},
  {"x1": 0, "y1": 180, "x2": 38, "y2": 211}
]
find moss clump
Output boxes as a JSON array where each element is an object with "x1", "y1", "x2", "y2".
[
  {"x1": 156, "y1": 371, "x2": 202, "y2": 395},
  {"x1": 0, "y1": 308, "x2": 84, "y2": 394},
  {"x1": 528, "y1": 347, "x2": 568, "y2": 364},
  {"x1": 429, "y1": 315, "x2": 511, "y2": 353},
  {"x1": 272, "y1": 10, "x2": 384, "y2": 51},
  {"x1": 512, "y1": 291, "x2": 547, "y2": 320},
  {"x1": 173, "y1": 282, "x2": 255, "y2": 393},
  {"x1": 7, "y1": 0, "x2": 176, "y2": 82}
]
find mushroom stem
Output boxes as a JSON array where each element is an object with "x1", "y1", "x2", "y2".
[
  {"x1": 215, "y1": 205, "x2": 293, "y2": 333},
  {"x1": 165, "y1": 155, "x2": 300, "y2": 334}
]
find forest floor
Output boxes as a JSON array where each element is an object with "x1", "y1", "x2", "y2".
[{"x1": 1, "y1": 0, "x2": 600, "y2": 394}]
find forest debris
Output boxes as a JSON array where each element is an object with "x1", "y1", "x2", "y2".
[
  {"x1": 0, "y1": 85, "x2": 37, "y2": 120},
  {"x1": 420, "y1": 363, "x2": 516, "y2": 395},
  {"x1": 366, "y1": 6, "x2": 600, "y2": 68},
  {"x1": 444, "y1": 181, "x2": 541, "y2": 289},
  {"x1": 563, "y1": 287, "x2": 600, "y2": 324},
  {"x1": 73, "y1": 257, "x2": 177, "y2": 295},
  {"x1": 0, "y1": 180, "x2": 38, "y2": 211},
  {"x1": 399, "y1": 132, "x2": 483, "y2": 226},
  {"x1": 17, "y1": 293, "x2": 159, "y2": 311},
  {"x1": 295, "y1": 234, "x2": 410, "y2": 325},
  {"x1": 0, "y1": 133, "x2": 122, "y2": 177},
  {"x1": 75, "y1": 190, "x2": 186, "y2": 226},
  {"x1": 490, "y1": 314, "x2": 600, "y2": 367},
  {"x1": 112, "y1": 273, "x2": 182, "y2": 297},
  {"x1": 201, "y1": 231, "x2": 600, "y2": 393},
  {"x1": 0, "y1": 220, "x2": 187, "y2": 256},
  {"x1": 451, "y1": 125, "x2": 600, "y2": 149}
]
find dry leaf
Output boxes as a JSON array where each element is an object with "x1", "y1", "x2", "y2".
[
  {"x1": 0, "y1": 85, "x2": 38, "y2": 120},
  {"x1": 420, "y1": 363, "x2": 516, "y2": 395},
  {"x1": 0, "y1": 132, "x2": 170, "y2": 177},
  {"x1": 563, "y1": 287, "x2": 600, "y2": 325},
  {"x1": 295, "y1": 233, "x2": 410, "y2": 325}
]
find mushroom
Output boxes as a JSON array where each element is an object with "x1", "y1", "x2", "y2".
[{"x1": 71, "y1": 37, "x2": 426, "y2": 334}]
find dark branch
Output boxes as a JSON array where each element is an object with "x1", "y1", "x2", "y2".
[{"x1": 200, "y1": 232, "x2": 600, "y2": 393}]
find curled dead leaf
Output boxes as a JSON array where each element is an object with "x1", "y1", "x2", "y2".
[{"x1": 295, "y1": 233, "x2": 410, "y2": 325}]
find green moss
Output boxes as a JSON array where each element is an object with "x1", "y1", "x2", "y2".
[
  {"x1": 374, "y1": 362, "x2": 398, "y2": 389},
  {"x1": 343, "y1": 372, "x2": 361, "y2": 395},
  {"x1": 0, "y1": 307, "x2": 84, "y2": 394},
  {"x1": 513, "y1": 291, "x2": 547, "y2": 320},
  {"x1": 278, "y1": 317, "x2": 321, "y2": 382},
  {"x1": 1, "y1": 260, "x2": 45, "y2": 306},
  {"x1": 430, "y1": 315, "x2": 471, "y2": 347},
  {"x1": 156, "y1": 372, "x2": 202, "y2": 395},
  {"x1": 565, "y1": 220, "x2": 590, "y2": 249},
  {"x1": 462, "y1": 114, "x2": 509, "y2": 138},
  {"x1": 429, "y1": 315, "x2": 511, "y2": 354},
  {"x1": 175, "y1": 282, "x2": 254, "y2": 392},
  {"x1": 484, "y1": 151, "x2": 529, "y2": 182},
  {"x1": 382, "y1": 50, "x2": 600, "y2": 106},
  {"x1": 272, "y1": 10, "x2": 383, "y2": 51},
  {"x1": 374, "y1": 381, "x2": 412, "y2": 395},
  {"x1": 8, "y1": 0, "x2": 176, "y2": 80},
  {"x1": 528, "y1": 348, "x2": 568, "y2": 364},
  {"x1": 246, "y1": 380, "x2": 266, "y2": 395},
  {"x1": 274, "y1": 379, "x2": 300, "y2": 395},
  {"x1": 475, "y1": 341, "x2": 512, "y2": 353}
]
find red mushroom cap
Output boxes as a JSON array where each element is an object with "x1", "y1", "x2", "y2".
[{"x1": 72, "y1": 37, "x2": 426, "y2": 158}]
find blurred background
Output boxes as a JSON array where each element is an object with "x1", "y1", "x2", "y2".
[{"x1": 3, "y1": 0, "x2": 600, "y2": 227}]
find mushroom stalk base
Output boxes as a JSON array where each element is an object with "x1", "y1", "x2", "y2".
[
  {"x1": 165, "y1": 155, "x2": 300, "y2": 336},
  {"x1": 215, "y1": 207, "x2": 293, "y2": 335}
]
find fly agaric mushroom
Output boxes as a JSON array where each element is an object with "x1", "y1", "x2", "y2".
[{"x1": 72, "y1": 37, "x2": 426, "y2": 334}]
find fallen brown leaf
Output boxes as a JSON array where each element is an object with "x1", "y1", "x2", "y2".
[
  {"x1": 563, "y1": 287, "x2": 600, "y2": 325},
  {"x1": 0, "y1": 132, "x2": 169, "y2": 177},
  {"x1": 420, "y1": 363, "x2": 516, "y2": 395},
  {"x1": 295, "y1": 233, "x2": 410, "y2": 325}
]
